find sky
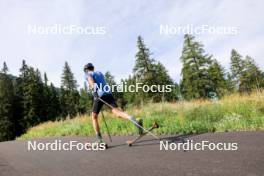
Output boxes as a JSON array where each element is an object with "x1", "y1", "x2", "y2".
[{"x1": 0, "y1": 0, "x2": 263, "y2": 88}]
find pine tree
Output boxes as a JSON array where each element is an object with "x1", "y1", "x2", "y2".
[
  {"x1": 105, "y1": 71, "x2": 116, "y2": 86},
  {"x1": 79, "y1": 83, "x2": 93, "y2": 114},
  {"x1": 239, "y1": 56, "x2": 264, "y2": 93},
  {"x1": 0, "y1": 60, "x2": 64, "y2": 139},
  {"x1": 17, "y1": 60, "x2": 30, "y2": 130},
  {"x1": 15, "y1": 60, "x2": 45, "y2": 130},
  {"x1": 230, "y1": 49, "x2": 244, "y2": 91},
  {"x1": 133, "y1": 36, "x2": 174, "y2": 103},
  {"x1": 44, "y1": 72, "x2": 48, "y2": 85},
  {"x1": 152, "y1": 62, "x2": 174, "y2": 102},
  {"x1": 208, "y1": 59, "x2": 227, "y2": 98},
  {"x1": 1, "y1": 62, "x2": 9, "y2": 73},
  {"x1": 180, "y1": 34, "x2": 213, "y2": 100},
  {"x1": 133, "y1": 36, "x2": 155, "y2": 82},
  {"x1": 60, "y1": 62, "x2": 79, "y2": 117},
  {"x1": 21, "y1": 67, "x2": 43, "y2": 128},
  {"x1": 35, "y1": 69, "x2": 44, "y2": 121},
  {"x1": 171, "y1": 82, "x2": 181, "y2": 101},
  {"x1": 0, "y1": 72, "x2": 15, "y2": 141},
  {"x1": 123, "y1": 75, "x2": 138, "y2": 106},
  {"x1": 42, "y1": 72, "x2": 51, "y2": 121},
  {"x1": 61, "y1": 62, "x2": 77, "y2": 91},
  {"x1": 105, "y1": 71, "x2": 116, "y2": 97},
  {"x1": 230, "y1": 50, "x2": 264, "y2": 93},
  {"x1": 20, "y1": 60, "x2": 28, "y2": 78},
  {"x1": 133, "y1": 36, "x2": 156, "y2": 103},
  {"x1": 226, "y1": 73, "x2": 235, "y2": 93},
  {"x1": 47, "y1": 83, "x2": 61, "y2": 120},
  {"x1": 59, "y1": 87, "x2": 67, "y2": 118},
  {"x1": 13, "y1": 60, "x2": 28, "y2": 134}
]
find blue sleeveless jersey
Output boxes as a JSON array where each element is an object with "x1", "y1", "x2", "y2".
[{"x1": 85, "y1": 71, "x2": 111, "y2": 97}]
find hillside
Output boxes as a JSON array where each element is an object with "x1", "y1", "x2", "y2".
[{"x1": 18, "y1": 92, "x2": 264, "y2": 140}]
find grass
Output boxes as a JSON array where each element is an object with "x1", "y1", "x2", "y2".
[{"x1": 18, "y1": 92, "x2": 264, "y2": 140}]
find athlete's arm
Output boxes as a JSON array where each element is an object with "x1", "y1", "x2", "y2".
[
  {"x1": 87, "y1": 75, "x2": 99, "y2": 98},
  {"x1": 87, "y1": 75, "x2": 94, "y2": 89}
]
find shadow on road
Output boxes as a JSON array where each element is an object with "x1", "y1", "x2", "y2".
[{"x1": 108, "y1": 133, "x2": 204, "y2": 149}]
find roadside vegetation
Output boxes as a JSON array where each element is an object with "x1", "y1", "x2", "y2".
[{"x1": 19, "y1": 92, "x2": 264, "y2": 140}]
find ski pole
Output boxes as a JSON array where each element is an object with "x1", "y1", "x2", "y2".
[
  {"x1": 98, "y1": 97, "x2": 160, "y2": 140},
  {"x1": 101, "y1": 110, "x2": 112, "y2": 142}
]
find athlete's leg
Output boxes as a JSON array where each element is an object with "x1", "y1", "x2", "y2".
[
  {"x1": 111, "y1": 108, "x2": 131, "y2": 120},
  {"x1": 103, "y1": 94, "x2": 143, "y2": 134},
  {"x1": 111, "y1": 108, "x2": 143, "y2": 134},
  {"x1": 92, "y1": 112, "x2": 100, "y2": 133},
  {"x1": 101, "y1": 94, "x2": 132, "y2": 121},
  {"x1": 91, "y1": 97, "x2": 104, "y2": 142}
]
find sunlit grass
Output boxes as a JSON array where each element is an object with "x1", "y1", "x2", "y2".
[{"x1": 18, "y1": 91, "x2": 264, "y2": 140}]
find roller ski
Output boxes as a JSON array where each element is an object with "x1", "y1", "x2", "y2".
[{"x1": 127, "y1": 121, "x2": 159, "y2": 147}]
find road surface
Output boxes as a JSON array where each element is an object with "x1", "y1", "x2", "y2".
[{"x1": 0, "y1": 132, "x2": 263, "y2": 176}]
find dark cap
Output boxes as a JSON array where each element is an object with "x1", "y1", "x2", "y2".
[{"x1": 83, "y1": 63, "x2": 94, "y2": 71}]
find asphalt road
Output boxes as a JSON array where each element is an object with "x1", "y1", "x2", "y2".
[{"x1": 0, "y1": 132, "x2": 263, "y2": 176}]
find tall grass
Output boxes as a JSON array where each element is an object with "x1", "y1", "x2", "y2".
[{"x1": 18, "y1": 92, "x2": 264, "y2": 140}]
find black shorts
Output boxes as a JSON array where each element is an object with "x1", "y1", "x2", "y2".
[{"x1": 93, "y1": 94, "x2": 118, "y2": 114}]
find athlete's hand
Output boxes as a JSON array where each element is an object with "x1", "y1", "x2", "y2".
[{"x1": 93, "y1": 92, "x2": 99, "y2": 100}]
